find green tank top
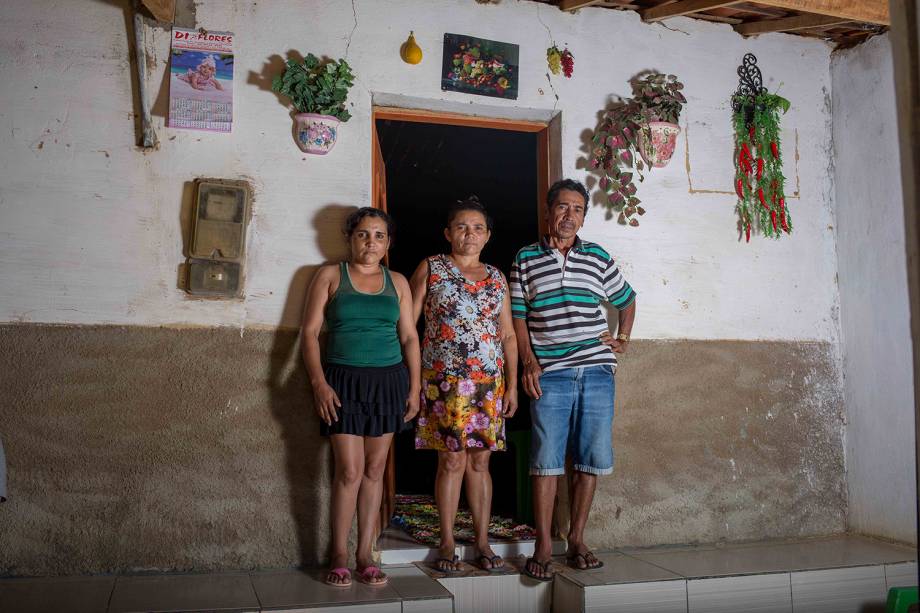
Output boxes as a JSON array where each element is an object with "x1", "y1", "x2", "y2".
[{"x1": 325, "y1": 262, "x2": 403, "y2": 367}]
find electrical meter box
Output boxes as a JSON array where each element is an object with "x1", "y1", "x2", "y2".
[{"x1": 186, "y1": 179, "x2": 251, "y2": 297}]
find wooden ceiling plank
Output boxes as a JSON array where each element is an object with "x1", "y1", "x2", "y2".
[
  {"x1": 558, "y1": 0, "x2": 605, "y2": 10},
  {"x1": 596, "y1": 0, "x2": 642, "y2": 8},
  {"x1": 728, "y1": 3, "x2": 792, "y2": 17},
  {"x1": 691, "y1": 12, "x2": 745, "y2": 24},
  {"x1": 748, "y1": 0, "x2": 888, "y2": 25},
  {"x1": 641, "y1": 0, "x2": 745, "y2": 22},
  {"x1": 734, "y1": 13, "x2": 850, "y2": 35}
]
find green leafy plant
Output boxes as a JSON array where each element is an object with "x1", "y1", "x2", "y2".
[
  {"x1": 590, "y1": 72, "x2": 686, "y2": 226},
  {"x1": 271, "y1": 54, "x2": 355, "y2": 121},
  {"x1": 633, "y1": 71, "x2": 685, "y2": 124},
  {"x1": 732, "y1": 92, "x2": 791, "y2": 241}
]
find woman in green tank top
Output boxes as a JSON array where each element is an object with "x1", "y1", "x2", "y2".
[{"x1": 302, "y1": 208, "x2": 421, "y2": 588}]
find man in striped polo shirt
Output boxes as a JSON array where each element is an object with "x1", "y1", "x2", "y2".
[{"x1": 511, "y1": 179, "x2": 636, "y2": 581}]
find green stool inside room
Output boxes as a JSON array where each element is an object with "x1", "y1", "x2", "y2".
[
  {"x1": 507, "y1": 429, "x2": 533, "y2": 526},
  {"x1": 887, "y1": 586, "x2": 919, "y2": 613}
]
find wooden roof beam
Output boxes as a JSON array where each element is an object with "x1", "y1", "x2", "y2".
[
  {"x1": 641, "y1": 0, "x2": 745, "y2": 23},
  {"x1": 596, "y1": 1, "x2": 642, "y2": 8},
  {"x1": 725, "y1": 4, "x2": 790, "y2": 18},
  {"x1": 692, "y1": 13, "x2": 745, "y2": 24},
  {"x1": 749, "y1": 0, "x2": 888, "y2": 25},
  {"x1": 734, "y1": 13, "x2": 850, "y2": 35},
  {"x1": 558, "y1": 0, "x2": 604, "y2": 10},
  {"x1": 140, "y1": 0, "x2": 175, "y2": 22}
]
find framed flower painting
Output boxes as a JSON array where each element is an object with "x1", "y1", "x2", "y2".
[{"x1": 441, "y1": 33, "x2": 519, "y2": 100}]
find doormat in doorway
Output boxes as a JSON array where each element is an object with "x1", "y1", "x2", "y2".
[{"x1": 392, "y1": 494, "x2": 536, "y2": 547}]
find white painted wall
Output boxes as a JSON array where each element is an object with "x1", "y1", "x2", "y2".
[
  {"x1": 832, "y1": 34, "x2": 917, "y2": 544},
  {"x1": 0, "y1": 0, "x2": 839, "y2": 341}
]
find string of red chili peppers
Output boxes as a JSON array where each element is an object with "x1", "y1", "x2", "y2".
[{"x1": 733, "y1": 96, "x2": 791, "y2": 242}]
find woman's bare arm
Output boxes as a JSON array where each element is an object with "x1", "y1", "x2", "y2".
[
  {"x1": 393, "y1": 271, "x2": 422, "y2": 421},
  {"x1": 498, "y1": 274, "x2": 519, "y2": 417},
  {"x1": 408, "y1": 258, "x2": 429, "y2": 325},
  {"x1": 301, "y1": 265, "x2": 340, "y2": 425}
]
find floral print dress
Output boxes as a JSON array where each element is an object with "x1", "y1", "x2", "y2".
[{"x1": 415, "y1": 255, "x2": 507, "y2": 452}]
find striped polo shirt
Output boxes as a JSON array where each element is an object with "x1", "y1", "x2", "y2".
[{"x1": 510, "y1": 236, "x2": 636, "y2": 372}]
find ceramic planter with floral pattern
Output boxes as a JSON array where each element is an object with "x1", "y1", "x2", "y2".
[
  {"x1": 294, "y1": 113, "x2": 340, "y2": 155},
  {"x1": 638, "y1": 121, "x2": 681, "y2": 168}
]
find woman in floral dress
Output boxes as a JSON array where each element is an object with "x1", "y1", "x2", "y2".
[{"x1": 409, "y1": 197, "x2": 518, "y2": 573}]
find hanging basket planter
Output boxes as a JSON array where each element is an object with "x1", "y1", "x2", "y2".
[
  {"x1": 294, "y1": 113, "x2": 340, "y2": 155},
  {"x1": 271, "y1": 53, "x2": 354, "y2": 155},
  {"x1": 731, "y1": 54, "x2": 791, "y2": 241},
  {"x1": 590, "y1": 71, "x2": 686, "y2": 226},
  {"x1": 638, "y1": 121, "x2": 681, "y2": 168}
]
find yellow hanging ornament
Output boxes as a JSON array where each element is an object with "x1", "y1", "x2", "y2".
[
  {"x1": 547, "y1": 45, "x2": 562, "y2": 75},
  {"x1": 401, "y1": 31, "x2": 423, "y2": 65}
]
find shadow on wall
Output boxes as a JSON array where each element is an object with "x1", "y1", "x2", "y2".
[
  {"x1": 247, "y1": 53, "x2": 290, "y2": 100},
  {"x1": 267, "y1": 204, "x2": 356, "y2": 566},
  {"x1": 247, "y1": 51, "x2": 346, "y2": 100}
]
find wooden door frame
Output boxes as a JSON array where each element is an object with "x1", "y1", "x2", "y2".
[{"x1": 371, "y1": 105, "x2": 562, "y2": 531}]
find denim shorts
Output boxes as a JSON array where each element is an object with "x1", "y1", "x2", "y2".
[{"x1": 529, "y1": 365, "x2": 615, "y2": 476}]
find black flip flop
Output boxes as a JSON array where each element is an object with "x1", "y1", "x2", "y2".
[
  {"x1": 432, "y1": 554, "x2": 461, "y2": 574},
  {"x1": 476, "y1": 553, "x2": 505, "y2": 573},
  {"x1": 566, "y1": 552, "x2": 605, "y2": 570},
  {"x1": 523, "y1": 557, "x2": 554, "y2": 582}
]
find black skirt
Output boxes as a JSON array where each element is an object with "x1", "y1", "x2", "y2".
[{"x1": 320, "y1": 361, "x2": 411, "y2": 437}]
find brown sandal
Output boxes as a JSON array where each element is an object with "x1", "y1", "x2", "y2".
[
  {"x1": 432, "y1": 554, "x2": 461, "y2": 574},
  {"x1": 523, "y1": 557, "x2": 554, "y2": 582},
  {"x1": 566, "y1": 551, "x2": 604, "y2": 570}
]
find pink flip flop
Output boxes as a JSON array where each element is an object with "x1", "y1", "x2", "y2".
[
  {"x1": 355, "y1": 565, "x2": 388, "y2": 586},
  {"x1": 324, "y1": 567, "x2": 352, "y2": 587}
]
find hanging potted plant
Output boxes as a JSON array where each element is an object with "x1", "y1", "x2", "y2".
[
  {"x1": 590, "y1": 71, "x2": 686, "y2": 226},
  {"x1": 633, "y1": 72, "x2": 685, "y2": 168},
  {"x1": 730, "y1": 54, "x2": 791, "y2": 242},
  {"x1": 271, "y1": 53, "x2": 354, "y2": 155},
  {"x1": 733, "y1": 91, "x2": 791, "y2": 241}
]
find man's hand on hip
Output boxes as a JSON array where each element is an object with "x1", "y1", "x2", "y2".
[{"x1": 600, "y1": 330, "x2": 629, "y2": 354}]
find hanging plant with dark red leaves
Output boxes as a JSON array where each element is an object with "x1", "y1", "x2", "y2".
[
  {"x1": 591, "y1": 71, "x2": 686, "y2": 226},
  {"x1": 732, "y1": 91, "x2": 791, "y2": 242}
]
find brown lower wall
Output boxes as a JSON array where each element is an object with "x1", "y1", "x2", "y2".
[{"x1": 0, "y1": 324, "x2": 846, "y2": 576}]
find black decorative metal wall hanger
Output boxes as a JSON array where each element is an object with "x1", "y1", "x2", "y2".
[{"x1": 732, "y1": 53, "x2": 765, "y2": 126}]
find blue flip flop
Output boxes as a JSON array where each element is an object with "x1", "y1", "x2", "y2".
[{"x1": 476, "y1": 553, "x2": 505, "y2": 573}]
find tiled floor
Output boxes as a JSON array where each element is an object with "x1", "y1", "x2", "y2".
[
  {"x1": 554, "y1": 535, "x2": 917, "y2": 613},
  {"x1": 619, "y1": 533, "x2": 917, "y2": 577},
  {"x1": 0, "y1": 575, "x2": 117, "y2": 613},
  {"x1": 109, "y1": 572, "x2": 260, "y2": 613},
  {"x1": 0, "y1": 565, "x2": 452, "y2": 613},
  {"x1": 0, "y1": 535, "x2": 914, "y2": 612}
]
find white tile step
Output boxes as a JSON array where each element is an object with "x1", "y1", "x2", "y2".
[{"x1": 379, "y1": 531, "x2": 564, "y2": 565}]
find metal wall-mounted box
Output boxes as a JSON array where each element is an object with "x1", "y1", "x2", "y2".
[
  {"x1": 186, "y1": 179, "x2": 251, "y2": 297},
  {"x1": 190, "y1": 180, "x2": 250, "y2": 260},
  {"x1": 187, "y1": 259, "x2": 241, "y2": 296}
]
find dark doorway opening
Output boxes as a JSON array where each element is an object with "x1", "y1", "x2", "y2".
[{"x1": 374, "y1": 110, "x2": 548, "y2": 523}]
